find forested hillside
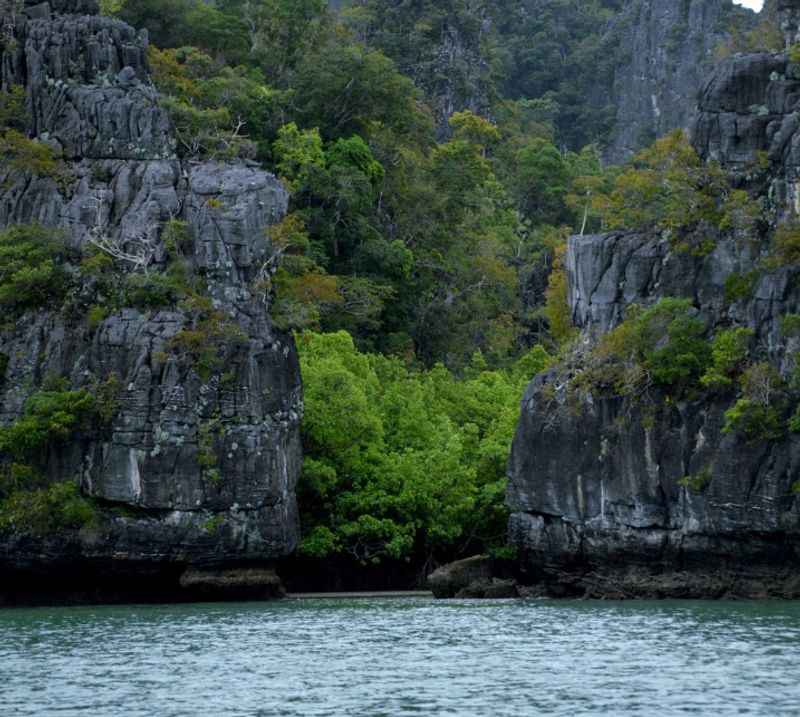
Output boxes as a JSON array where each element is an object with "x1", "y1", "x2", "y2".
[
  {"x1": 90, "y1": 0, "x2": 624, "y2": 575},
  {"x1": 105, "y1": 0, "x2": 646, "y2": 364},
  {"x1": 0, "y1": 0, "x2": 786, "y2": 595}
]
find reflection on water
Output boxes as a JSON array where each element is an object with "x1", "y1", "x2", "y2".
[{"x1": 2, "y1": 597, "x2": 800, "y2": 716}]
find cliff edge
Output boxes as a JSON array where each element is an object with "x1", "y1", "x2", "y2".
[
  {"x1": 0, "y1": 0, "x2": 302, "y2": 602},
  {"x1": 507, "y1": 3, "x2": 800, "y2": 599}
]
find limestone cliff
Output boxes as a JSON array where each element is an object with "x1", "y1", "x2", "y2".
[
  {"x1": 603, "y1": 0, "x2": 755, "y2": 164},
  {"x1": 350, "y1": 0, "x2": 494, "y2": 139},
  {"x1": 352, "y1": 1, "x2": 753, "y2": 157},
  {"x1": 0, "y1": 0, "x2": 302, "y2": 599},
  {"x1": 507, "y1": 5, "x2": 800, "y2": 599}
]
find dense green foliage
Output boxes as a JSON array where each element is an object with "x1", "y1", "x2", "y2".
[
  {"x1": 0, "y1": 383, "x2": 108, "y2": 535},
  {"x1": 584, "y1": 299, "x2": 712, "y2": 396},
  {"x1": 297, "y1": 331, "x2": 551, "y2": 564},
  {"x1": 0, "y1": 85, "x2": 64, "y2": 182},
  {"x1": 0, "y1": 481, "x2": 97, "y2": 536},
  {"x1": 346, "y1": 0, "x2": 623, "y2": 148},
  {"x1": 0, "y1": 356, "x2": 126, "y2": 534},
  {"x1": 0, "y1": 225, "x2": 71, "y2": 314},
  {"x1": 723, "y1": 363, "x2": 787, "y2": 442},
  {"x1": 579, "y1": 298, "x2": 800, "y2": 444},
  {"x1": 588, "y1": 131, "x2": 761, "y2": 252},
  {"x1": 767, "y1": 224, "x2": 800, "y2": 268},
  {"x1": 0, "y1": 387, "x2": 98, "y2": 461},
  {"x1": 701, "y1": 328, "x2": 754, "y2": 392},
  {"x1": 106, "y1": 0, "x2": 616, "y2": 367},
  {"x1": 719, "y1": 2, "x2": 782, "y2": 56}
]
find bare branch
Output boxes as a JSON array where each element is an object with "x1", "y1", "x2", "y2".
[{"x1": 84, "y1": 199, "x2": 160, "y2": 275}]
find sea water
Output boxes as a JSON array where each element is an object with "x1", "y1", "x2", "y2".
[{"x1": 2, "y1": 597, "x2": 799, "y2": 716}]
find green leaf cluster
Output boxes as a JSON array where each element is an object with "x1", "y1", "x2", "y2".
[
  {"x1": 0, "y1": 86, "x2": 65, "y2": 183},
  {"x1": 0, "y1": 481, "x2": 97, "y2": 536},
  {"x1": 0, "y1": 375, "x2": 123, "y2": 536},
  {"x1": 0, "y1": 386, "x2": 99, "y2": 462},
  {"x1": 722, "y1": 363, "x2": 787, "y2": 442},
  {"x1": 0, "y1": 224, "x2": 71, "y2": 314},
  {"x1": 700, "y1": 328, "x2": 754, "y2": 392},
  {"x1": 766, "y1": 223, "x2": 800, "y2": 269},
  {"x1": 297, "y1": 330, "x2": 551, "y2": 564},
  {"x1": 164, "y1": 296, "x2": 249, "y2": 382},
  {"x1": 589, "y1": 298, "x2": 711, "y2": 396},
  {"x1": 589, "y1": 131, "x2": 759, "y2": 249}
]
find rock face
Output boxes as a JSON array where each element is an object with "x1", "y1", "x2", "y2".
[
  {"x1": 692, "y1": 32, "x2": 800, "y2": 215},
  {"x1": 603, "y1": 0, "x2": 755, "y2": 164},
  {"x1": 427, "y1": 556, "x2": 518, "y2": 599},
  {"x1": 507, "y1": 38, "x2": 800, "y2": 599},
  {"x1": 424, "y1": 15, "x2": 493, "y2": 139},
  {"x1": 777, "y1": 0, "x2": 800, "y2": 46},
  {"x1": 356, "y1": 0, "x2": 493, "y2": 140},
  {"x1": 0, "y1": 2, "x2": 302, "y2": 597}
]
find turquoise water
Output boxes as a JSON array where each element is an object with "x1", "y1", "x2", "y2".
[{"x1": 2, "y1": 597, "x2": 800, "y2": 716}]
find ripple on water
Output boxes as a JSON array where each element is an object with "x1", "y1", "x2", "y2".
[{"x1": 1, "y1": 598, "x2": 800, "y2": 716}]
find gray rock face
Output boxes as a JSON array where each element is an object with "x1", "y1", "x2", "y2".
[
  {"x1": 508, "y1": 43, "x2": 800, "y2": 599},
  {"x1": 778, "y1": 0, "x2": 800, "y2": 46},
  {"x1": 4, "y1": 12, "x2": 173, "y2": 159},
  {"x1": 0, "y1": 2, "x2": 302, "y2": 581},
  {"x1": 509, "y1": 233, "x2": 800, "y2": 596},
  {"x1": 427, "y1": 556, "x2": 494, "y2": 599},
  {"x1": 604, "y1": 0, "x2": 754, "y2": 164},
  {"x1": 692, "y1": 49, "x2": 800, "y2": 216},
  {"x1": 426, "y1": 18, "x2": 493, "y2": 139},
  {"x1": 381, "y1": 7, "x2": 493, "y2": 140},
  {"x1": 567, "y1": 232, "x2": 799, "y2": 373}
]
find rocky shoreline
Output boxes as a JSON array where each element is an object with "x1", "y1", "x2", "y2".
[
  {"x1": 505, "y1": 5, "x2": 800, "y2": 601},
  {"x1": 2, "y1": 1, "x2": 800, "y2": 606},
  {"x1": 0, "y1": 0, "x2": 302, "y2": 599}
]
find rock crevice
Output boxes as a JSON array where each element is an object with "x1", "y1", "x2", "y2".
[
  {"x1": 0, "y1": 1, "x2": 303, "y2": 591},
  {"x1": 508, "y1": 37, "x2": 800, "y2": 599}
]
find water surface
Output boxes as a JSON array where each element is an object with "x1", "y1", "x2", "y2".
[{"x1": 2, "y1": 597, "x2": 800, "y2": 716}]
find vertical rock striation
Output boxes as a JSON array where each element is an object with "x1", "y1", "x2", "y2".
[
  {"x1": 507, "y1": 28, "x2": 800, "y2": 599},
  {"x1": 0, "y1": 0, "x2": 302, "y2": 599},
  {"x1": 603, "y1": 0, "x2": 755, "y2": 164}
]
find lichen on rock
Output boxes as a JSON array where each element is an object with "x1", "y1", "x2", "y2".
[
  {"x1": 507, "y1": 25, "x2": 800, "y2": 599},
  {"x1": 0, "y1": 0, "x2": 302, "y2": 596}
]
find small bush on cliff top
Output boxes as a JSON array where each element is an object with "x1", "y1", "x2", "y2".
[
  {"x1": 718, "y1": 8, "x2": 783, "y2": 57},
  {"x1": 723, "y1": 363, "x2": 786, "y2": 442},
  {"x1": 0, "y1": 85, "x2": 26, "y2": 131},
  {"x1": 724, "y1": 271, "x2": 759, "y2": 304},
  {"x1": 165, "y1": 296, "x2": 249, "y2": 382},
  {"x1": 700, "y1": 328, "x2": 754, "y2": 392},
  {"x1": 590, "y1": 131, "x2": 760, "y2": 252},
  {"x1": 723, "y1": 398, "x2": 784, "y2": 441},
  {"x1": 678, "y1": 468, "x2": 713, "y2": 493},
  {"x1": 0, "y1": 130, "x2": 64, "y2": 181},
  {"x1": 766, "y1": 223, "x2": 800, "y2": 268},
  {"x1": 781, "y1": 314, "x2": 800, "y2": 338},
  {"x1": 588, "y1": 298, "x2": 711, "y2": 396},
  {"x1": 788, "y1": 406, "x2": 800, "y2": 434},
  {"x1": 0, "y1": 88, "x2": 65, "y2": 182}
]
